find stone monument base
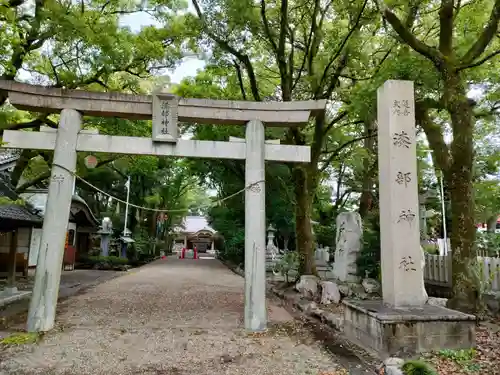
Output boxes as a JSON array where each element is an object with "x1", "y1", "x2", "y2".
[{"x1": 343, "y1": 299, "x2": 476, "y2": 358}]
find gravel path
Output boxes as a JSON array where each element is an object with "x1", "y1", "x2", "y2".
[{"x1": 0, "y1": 257, "x2": 351, "y2": 375}]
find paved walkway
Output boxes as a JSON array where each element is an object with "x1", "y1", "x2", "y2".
[{"x1": 0, "y1": 258, "x2": 356, "y2": 375}]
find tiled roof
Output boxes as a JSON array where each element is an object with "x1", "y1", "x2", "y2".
[
  {"x1": 0, "y1": 149, "x2": 21, "y2": 171},
  {"x1": 20, "y1": 189, "x2": 99, "y2": 227},
  {"x1": 0, "y1": 149, "x2": 21, "y2": 164},
  {"x1": 0, "y1": 175, "x2": 42, "y2": 224},
  {"x1": 0, "y1": 204, "x2": 42, "y2": 223},
  {"x1": 174, "y1": 216, "x2": 216, "y2": 234}
]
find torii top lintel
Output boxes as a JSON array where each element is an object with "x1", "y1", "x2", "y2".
[{"x1": 0, "y1": 80, "x2": 326, "y2": 127}]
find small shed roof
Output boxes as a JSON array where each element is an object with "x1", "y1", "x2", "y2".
[
  {"x1": 0, "y1": 177, "x2": 43, "y2": 227},
  {"x1": 120, "y1": 236, "x2": 135, "y2": 244},
  {"x1": 0, "y1": 149, "x2": 21, "y2": 172},
  {"x1": 21, "y1": 189, "x2": 99, "y2": 228},
  {"x1": 173, "y1": 216, "x2": 216, "y2": 234}
]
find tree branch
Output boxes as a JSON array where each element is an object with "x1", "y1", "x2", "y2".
[
  {"x1": 458, "y1": 49, "x2": 500, "y2": 71},
  {"x1": 381, "y1": 3, "x2": 443, "y2": 67},
  {"x1": 192, "y1": 0, "x2": 261, "y2": 101},
  {"x1": 233, "y1": 61, "x2": 247, "y2": 100},
  {"x1": 323, "y1": 111, "x2": 349, "y2": 136},
  {"x1": 292, "y1": 0, "x2": 321, "y2": 91},
  {"x1": 460, "y1": 0, "x2": 500, "y2": 65},
  {"x1": 321, "y1": 51, "x2": 349, "y2": 98},
  {"x1": 15, "y1": 170, "x2": 50, "y2": 193},
  {"x1": 438, "y1": 0, "x2": 455, "y2": 56},
  {"x1": 260, "y1": 0, "x2": 278, "y2": 53},
  {"x1": 415, "y1": 100, "x2": 450, "y2": 172},
  {"x1": 320, "y1": 133, "x2": 377, "y2": 172},
  {"x1": 317, "y1": 0, "x2": 368, "y2": 91}
]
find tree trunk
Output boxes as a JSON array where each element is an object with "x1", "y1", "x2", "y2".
[
  {"x1": 358, "y1": 119, "x2": 376, "y2": 218},
  {"x1": 443, "y1": 73, "x2": 482, "y2": 313},
  {"x1": 150, "y1": 212, "x2": 157, "y2": 237},
  {"x1": 293, "y1": 166, "x2": 316, "y2": 276},
  {"x1": 10, "y1": 150, "x2": 36, "y2": 187}
]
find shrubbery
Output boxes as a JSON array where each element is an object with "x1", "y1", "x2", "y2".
[
  {"x1": 357, "y1": 209, "x2": 381, "y2": 279},
  {"x1": 401, "y1": 360, "x2": 438, "y2": 375},
  {"x1": 77, "y1": 255, "x2": 129, "y2": 270},
  {"x1": 215, "y1": 228, "x2": 244, "y2": 268},
  {"x1": 477, "y1": 231, "x2": 500, "y2": 256}
]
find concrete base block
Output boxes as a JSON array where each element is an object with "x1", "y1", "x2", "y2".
[
  {"x1": 343, "y1": 299, "x2": 476, "y2": 358},
  {"x1": 2, "y1": 287, "x2": 18, "y2": 295},
  {"x1": 0, "y1": 290, "x2": 32, "y2": 307}
]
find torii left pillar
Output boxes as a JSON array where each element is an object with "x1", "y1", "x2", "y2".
[
  {"x1": 244, "y1": 120, "x2": 266, "y2": 331},
  {"x1": 27, "y1": 109, "x2": 82, "y2": 332}
]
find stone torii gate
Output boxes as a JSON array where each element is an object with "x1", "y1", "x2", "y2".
[{"x1": 0, "y1": 81, "x2": 326, "y2": 333}]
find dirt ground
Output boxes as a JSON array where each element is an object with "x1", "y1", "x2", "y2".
[
  {"x1": 0, "y1": 258, "x2": 369, "y2": 375},
  {"x1": 0, "y1": 269, "x2": 124, "y2": 333}
]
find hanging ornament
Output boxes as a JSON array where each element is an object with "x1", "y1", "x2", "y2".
[{"x1": 84, "y1": 155, "x2": 98, "y2": 169}]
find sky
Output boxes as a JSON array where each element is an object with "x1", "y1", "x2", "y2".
[
  {"x1": 120, "y1": 3, "x2": 206, "y2": 84},
  {"x1": 17, "y1": 4, "x2": 206, "y2": 84}
]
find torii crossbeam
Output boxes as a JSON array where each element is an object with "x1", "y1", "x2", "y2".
[{"x1": 0, "y1": 81, "x2": 326, "y2": 333}]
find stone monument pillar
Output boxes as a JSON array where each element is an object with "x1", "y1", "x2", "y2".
[
  {"x1": 377, "y1": 80, "x2": 427, "y2": 307},
  {"x1": 333, "y1": 212, "x2": 362, "y2": 283}
]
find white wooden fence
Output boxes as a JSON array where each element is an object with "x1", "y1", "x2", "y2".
[{"x1": 424, "y1": 254, "x2": 500, "y2": 292}]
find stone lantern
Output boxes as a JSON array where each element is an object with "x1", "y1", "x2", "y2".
[
  {"x1": 266, "y1": 224, "x2": 279, "y2": 271},
  {"x1": 266, "y1": 224, "x2": 276, "y2": 247}
]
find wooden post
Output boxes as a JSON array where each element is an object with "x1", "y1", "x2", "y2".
[{"x1": 6, "y1": 230, "x2": 18, "y2": 293}]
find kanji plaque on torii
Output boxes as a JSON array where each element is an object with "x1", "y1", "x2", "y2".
[
  {"x1": 0, "y1": 80, "x2": 326, "y2": 334},
  {"x1": 152, "y1": 91, "x2": 179, "y2": 142}
]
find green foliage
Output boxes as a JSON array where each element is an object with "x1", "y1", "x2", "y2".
[
  {"x1": 87, "y1": 256, "x2": 128, "y2": 266},
  {"x1": 215, "y1": 227, "x2": 245, "y2": 267},
  {"x1": 422, "y1": 243, "x2": 439, "y2": 255},
  {"x1": 438, "y1": 348, "x2": 476, "y2": 362},
  {"x1": 0, "y1": 332, "x2": 41, "y2": 346},
  {"x1": 0, "y1": 197, "x2": 26, "y2": 206},
  {"x1": 131, "y1": 231, "x2": 156, "y2": 256},
  {"x1": 472, "y1": 258, "x2": 500, "y2": 297},
  {"x1": 313, "y1": 185, "x2": 339, "y2": 249},
  {"x1": 357, "y1": 209, "x2": 381, "y2": 279},
  {"x1": 401, "y1": 360, "x2": 437, "y2": 375},
  {"x1": 476, "y1": 232, "x2": 500, "y2": 256},
  {"x1": 437, "y1": 349, "x2": 480, "y2": 372},
  {"x1": 276, "y1": 251, "x2": 299, "y2": 283}
]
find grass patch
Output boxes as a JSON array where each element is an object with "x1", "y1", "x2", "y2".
[
  {"x1": 436, "y1": 349, "x2": 481, "y2": 372},
  {"x1": 0, "y1": 332, "x2": 42, "y2": 346},
  {"x1": 401, "y1": 360, "x2": 438, "y2": 375}
]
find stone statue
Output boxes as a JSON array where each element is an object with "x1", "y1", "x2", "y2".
[
  {"x1": 98, "y1": 217, "x2": 113, "y2": 256},
  {"x1": 333, "y1": 212, "x2": 363, "y2": 283}
]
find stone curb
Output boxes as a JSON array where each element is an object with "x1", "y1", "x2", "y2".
[
  {"x1": 270, "y1": 287, "x2": 344, "y2": 331},
  {"x1": 221, "y1": 260, "x2": 392, "y2": 373},
  {"x1": 219, "y1": 260, "x2": 345, "y2": 331}
]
